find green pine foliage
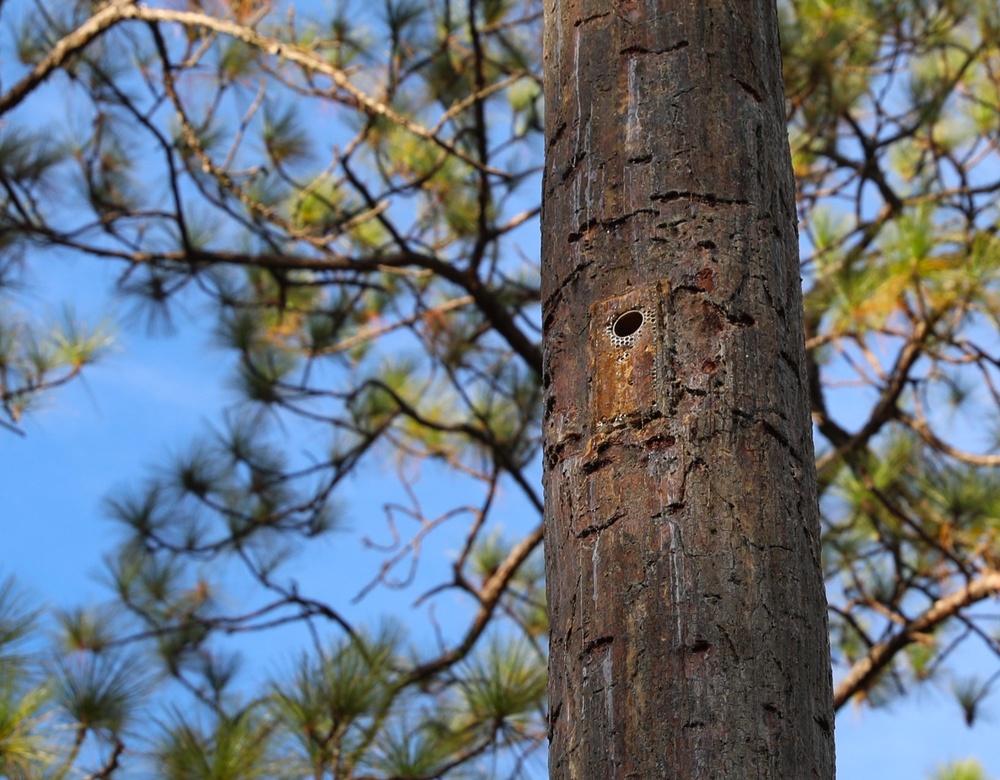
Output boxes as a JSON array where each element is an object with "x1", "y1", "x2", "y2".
[
  {"x1": 1, "y1": 0, "x2": 1000, "y2": 775},
  {"x1": 931, "y1": 758, "x2": 994, "y2": 780}
]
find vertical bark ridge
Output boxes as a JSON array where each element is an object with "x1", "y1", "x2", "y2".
[{"x1": 541, "y1": 0, "x2": 836, "y2": 777}]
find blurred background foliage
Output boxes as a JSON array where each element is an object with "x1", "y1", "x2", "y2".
[{"x1": 2, "y1": 0, "x2": 1000, "y2": 776}]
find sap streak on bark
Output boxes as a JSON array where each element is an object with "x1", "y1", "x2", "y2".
[{"x1": 541, "y1": 0, "x2": 837, "y2": 778}]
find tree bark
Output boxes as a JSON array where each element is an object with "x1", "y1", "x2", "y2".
[{"x1": 540, "y1": 0, "x2": 836, "y2": 777}]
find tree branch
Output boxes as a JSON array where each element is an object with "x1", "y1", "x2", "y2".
[
  {"x1": 0, "y1": 0, "x2": 137, "y2": 118},
  {"x1": 834, "y1": 570, "x2": 1000, "y2": 710}
]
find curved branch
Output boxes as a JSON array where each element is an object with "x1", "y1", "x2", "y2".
[
  {"x1": 129, "y1": 6, "x2": 505, "y2": 176},
  {"x1": 1, "y1": 2, "x2": 506, "y2": 177},
  {"x1": 0, "y1": 0, "x2": 137, "y2": 118},
  {"x1": 181, "y1": 248, "x2": 543, "y2": 375},
  {"x1": 834, "y1": 570, "x2": 1000, "y2": 710},
  {"x1": 815, "y1": 319, "x2": 930, "y2": 479},
  {"x1": 898, "y1": 411, "x2": 1000, "y2": 467},
  {"x1": 403, "y1": 521, "x2": 544, "y2": 685}
]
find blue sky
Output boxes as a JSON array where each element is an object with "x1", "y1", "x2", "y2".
[{"x1": 3, "y1": 250, "x2": 1000, "y2": 780}]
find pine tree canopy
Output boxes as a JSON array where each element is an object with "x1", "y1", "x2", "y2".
[{"x1": 2, "y1": 0, "x2": 1000, "y2": 776}]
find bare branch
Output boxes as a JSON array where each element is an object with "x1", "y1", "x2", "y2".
[{"x1": 834, "y1": 571, "x2": 1000, "y2": 710}]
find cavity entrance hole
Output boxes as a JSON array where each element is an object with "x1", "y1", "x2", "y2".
[{"x1": 612, "y1": 310, "x2": 644, "y2": 339}]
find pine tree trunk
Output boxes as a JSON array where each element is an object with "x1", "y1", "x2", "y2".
[{"x1": 540, "y1": 0, "x2": 836, "y2": 777}]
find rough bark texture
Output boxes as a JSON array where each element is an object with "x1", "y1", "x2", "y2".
[{"x1": 540, "y1": 0, "x2": 837, "y2": 777}]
